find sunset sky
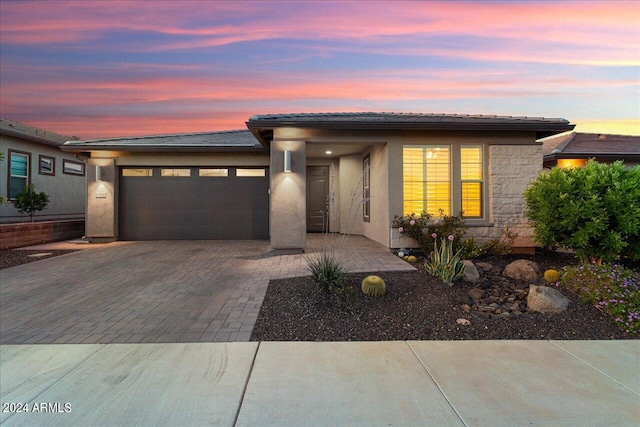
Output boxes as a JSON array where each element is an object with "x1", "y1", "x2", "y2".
[{"x1": 1, "y1": 0, "x2": 638, "y2": 139}]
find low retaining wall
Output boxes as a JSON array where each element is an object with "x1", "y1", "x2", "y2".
[{"x1": 0, "y1": 220, "x2": 85, "y2": 250}]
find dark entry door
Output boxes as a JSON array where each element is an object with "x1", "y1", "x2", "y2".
[
  {"x1": 306, "y1": 166, "x2": 329, "y2": 232},
  {"x1": 119, "y1": 166, "x2": 269, "y2": 240}
]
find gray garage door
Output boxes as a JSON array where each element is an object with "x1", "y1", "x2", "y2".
[{"x1": 119, "y1": 166, "x2": 269, "y2": 240}]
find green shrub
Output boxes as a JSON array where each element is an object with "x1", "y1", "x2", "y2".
[
  {"x1": 306, "y1": 252, "x2": 353, "y2": 306},
  {"x1": 459, "y1": 237, "x2": 486, "y2": 259},
  {"x1": 361, "y1": 275, "x2": 386, "y2": 297},
  {"x1": 561, "y1": 263, "x2": 639, "y2": 334},
  {"x1": 13, "y1": 183, "x2": 49, "y2": 222},
  {"x1": 393, "y1": 210, "x2": 468, "y2": 255},
  {"x1": 525, "y1": 160, "x2": 640, "y2": 264},
  {"x1": 482, "y1": 227, "x2": 518, "y2": 256},
  {"x1": 424, "y1": 236, "x2": 466, "y2": 286}
]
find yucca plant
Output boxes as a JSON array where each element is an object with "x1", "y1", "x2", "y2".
[{"x1": 424, "y1": 235, "x2": 466, "y2": 286}]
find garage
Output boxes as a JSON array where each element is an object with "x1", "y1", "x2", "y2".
[{"x1": 119, "y1": 166, "x2": 269, "y2": 240}]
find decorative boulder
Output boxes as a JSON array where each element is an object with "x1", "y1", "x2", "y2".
[
  {"x1": 503, "y1": 259, "x2": 542, "y2": 282},
  {"x1": 462, "y1": 260, "x2": 480, "y2": 282},
  {"x1": 475, "y1": 261, "x2": 493, "y2": 272},
  {"x1": 527, "y1": 285, "x2": 569, "y2": 313}
]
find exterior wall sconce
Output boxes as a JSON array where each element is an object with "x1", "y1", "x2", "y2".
[
  {"x1": 96, "y1": 165, "x2": 103, "y2": 181},
  {"x1": 284, "y1": 150, "x2": 292, "y2": 173}
]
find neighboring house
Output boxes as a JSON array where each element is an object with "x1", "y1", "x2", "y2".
[
  {"x1": 541, "y1": 132, "x2": 640, "y2": 169},
  {"x1": 62, "y1": 112, "x2": 574, "y2": 251},
  {"x1": 0, "y1": 118, "x2": 86, "y2": 223}
]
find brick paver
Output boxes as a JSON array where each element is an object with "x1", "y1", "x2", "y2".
[{"x1": 1, "y1": 235, "x2": 414, "y2": 344}]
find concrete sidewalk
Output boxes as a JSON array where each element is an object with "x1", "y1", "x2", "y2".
[{"x1": 1, "y1": 340, "x2": 638, "y2": 426}]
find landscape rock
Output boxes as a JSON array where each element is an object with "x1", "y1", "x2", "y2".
[
  {"x1": 527, "y1": 284, "x2": 569, "y2": 313},
  {"x1": 463, "y1": 260, "x2": 481, "y2": 282},
  {"x1": 503, "y1": 259, "x2": 542, "y2": 282},
  {"x1": 475, "y1": 261, "x2": 493, "y2": 272},
  {"x1": 467, "y1": 287, "x2": 484, "y2": 300},
  {"x1": 456, "y1": 318, "x2": 471, "y2": 326}
]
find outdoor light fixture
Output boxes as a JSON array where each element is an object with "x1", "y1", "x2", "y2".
[
  {"x1": 325, "y1": 150, "x2": 332, "y2": 155},
  {"x1": 96, "y1": 165, "x2": 102, "y2": 181},
  {"x1": 284, "y1": 150, "x2": 292, "y2": 173}
]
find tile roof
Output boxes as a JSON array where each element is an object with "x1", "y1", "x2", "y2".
[
  {"x1": 0, "y1": 117, "x2": 76, "y2": 147},
  {"x1": 542, "y1": 132, "x2": 640, "y2": 157},
  {"x1": 248, "y1": 112, "x2": 571, "y2": 125},
  {"x1": 247, "y1": 112, "x2": 574, "y2": 143},
  {"x1": 63, "y1": 129, "x2": 264, "y2": 151}
]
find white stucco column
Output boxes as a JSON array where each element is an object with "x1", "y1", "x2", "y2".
[
  {"x1": 270, "y1": 138, "x2": 306, "y2": 251},
  {"x1": 86, "y1": 158, "x2": 116, "y2": 241}
]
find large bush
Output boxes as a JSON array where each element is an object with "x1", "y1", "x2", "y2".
[{"x1": 525, "y1": 160, "x2": 640, "y2": 263}]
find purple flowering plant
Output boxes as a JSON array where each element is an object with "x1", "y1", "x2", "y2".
[{"x1": 562, "y1": 262, "x2": 639, "y2": 334}]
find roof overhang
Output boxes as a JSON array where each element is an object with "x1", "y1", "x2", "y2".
[{"x1": 246, "y1": 115, "x2": 575, "y2": 145}]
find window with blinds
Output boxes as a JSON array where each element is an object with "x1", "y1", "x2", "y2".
[
  {"x1": 460, "y1": 146, "x2": 483, "y2": 218},
  {"x1": 403, "y1": 146, "x2": 450, "y2": 216},
  {"x1": 403, "y1": 145, "x2": 484, "y2": 219}
]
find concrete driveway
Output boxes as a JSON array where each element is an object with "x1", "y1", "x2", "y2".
[{"x1": 0, "y1": 236, "x2": 414, "y2": 344}]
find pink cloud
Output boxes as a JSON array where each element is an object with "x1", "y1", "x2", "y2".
[{"x1": 2, "y1": 1, "x2": 637, "y2": 65}]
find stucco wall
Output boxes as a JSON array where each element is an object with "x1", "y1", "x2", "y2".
[
  {"x1": 360, "y1": 143, "x2": 390, "y2": 247},
  {"x1": 0, "y1": 135, "x2": 85, "y2": 223},
  {"x1": 338, "y1": 154, "x2": 364, "y2": 236},
  {"x1": 270, "y1": 136, "x2": 306, "y2": 250}
]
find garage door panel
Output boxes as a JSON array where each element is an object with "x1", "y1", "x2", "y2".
[{"x1": 119, "y1": 167, "x2": 269, "y2": 240}]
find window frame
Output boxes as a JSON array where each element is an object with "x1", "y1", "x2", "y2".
[
  {"x1": 363, "y1": 153, "x2": 371, "y2": 222},
  {"x1": 63, "y1": 159, "x2": 85, "y2": 176},
  {"x1": 236, "y1": 168, "x2": 266, "y2": 177},
  {"x1": 39, "y1": 155, "x2": 55, "y2": 176},
  {"x1": 122, "y1": 168, "x2": 154, "y2": 177},
  {"x1": 402, "y1": 143, "x2": 488, "y2": 223},
  {"x1": 8, "y1": 149, "x2": 31, "y2": 200},
  {"x1": 458, "y1": 145, "x2": 484, "y2": 219},
  {"x1": 199, "y1": 168, "x2": 229, "y2": 177}
]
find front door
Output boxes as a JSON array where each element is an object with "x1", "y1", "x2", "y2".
[{"x1": 306, "y1": 166, "x2": 329, "y2": 232}]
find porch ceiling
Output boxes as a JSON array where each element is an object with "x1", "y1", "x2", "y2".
[{"x1": 306, "y1": 141, "x2": 376, "y2": 158}]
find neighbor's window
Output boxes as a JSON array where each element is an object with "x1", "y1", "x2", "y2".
[
  {"x1": 63, "y1": 159, "x2": 85, "y2": 176},
  {"x1": 460, "y1": 146, "x2": 483, "y2": 218},
  {"x1": 39, "y1": 155, "x2": 55, "y2": 176},
  {"x1": 199, "y1": 168, "x2": 228, "y2": 177},
  {"x1": 363, "y1": 153, "x2": 371, "y2": 222},
  {"x1": 236, "y1": 168, "x2": 266, "y2": 177},
  {"x1": 9, "y1": 150, "x2": 30, "y2": 198},
  {"x1": 161, "y1": 168, "x2": 191, "y2": 177},
  {"x1": 403, "y1": 146, "x2": 450, "y2": 216},
  {"x1": 122, "y1": 168, "x2": 153, "y2": 177}
]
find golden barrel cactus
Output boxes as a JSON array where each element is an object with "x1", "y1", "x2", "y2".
[
  {"x1": 544, "y1": 269, "x2": 561, "y2": 283},
  {"x1": 361, "y1": 275, "x2": 386, "y2": 297}
]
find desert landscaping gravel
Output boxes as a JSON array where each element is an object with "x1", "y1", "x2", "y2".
[{"x1": 252, "y1": 253, "x2": 637, "y2": 341}]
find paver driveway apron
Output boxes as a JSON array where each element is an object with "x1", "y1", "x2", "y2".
[{"x1": 0, "y1": 236, "x2": 413, "y2": 344}]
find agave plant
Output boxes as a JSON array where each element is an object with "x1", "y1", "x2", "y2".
[{"x1": 424, "y1": 236, "x2": 466, "y2": 286}]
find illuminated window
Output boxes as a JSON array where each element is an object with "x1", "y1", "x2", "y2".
[
  {"x1": 199, "y1": 168, "x2": 228, "y2": 177},
  {"x1": 161, "y1": 168, "x2": 191, "y2": 177},
  {"x1": 403, "y1": 145, "x2": 485, "y2": 219},
  {"x1": 403, "y1": 146, "x2": 450, "y2": 216},
  {"x1": 557, "y1": 159, "x2": 587, "y2": 169},
  {"x1": 236, "y1": 168, "x2": 266, "y2": 177},
  {"x1": 122, "y1": 168, "x2": 153, "y2": 177},
  {"x1": 460, "y1": 146, "x2": 483, "y2": 218}
]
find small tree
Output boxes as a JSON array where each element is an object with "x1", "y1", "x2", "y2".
[
  {"x1": 525, "y1": 160, "x2": 640, "y2": 264},
  {"x1": 14, "y1": 184, "x2": 50, "y2": 222}
]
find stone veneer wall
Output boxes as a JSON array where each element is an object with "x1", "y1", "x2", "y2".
[
  {"x1": 472, "y1": 144, "x2": 542, "y2": 247},
  {"x1": 0, "y1": 220, "x2": 85, "y2": 250}
]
